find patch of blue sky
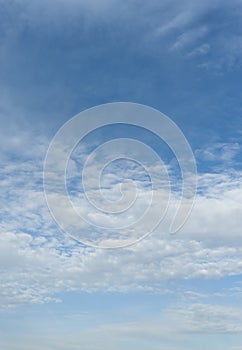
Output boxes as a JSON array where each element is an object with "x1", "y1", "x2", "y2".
[{"x1": 1, "y1": 1, "x2": 241, "y2": 146}]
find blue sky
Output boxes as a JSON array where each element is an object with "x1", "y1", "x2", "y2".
[{"x1": 1, "y1": 0, "x2": 242, "y2": 349}]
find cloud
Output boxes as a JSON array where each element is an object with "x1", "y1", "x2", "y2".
[
  {"x1": 170, "y1": 26, "x2": 209, "y2": 51},
  {"x1": 186, "y1": 43, "x2": 210, "y2": 57},
  {"x1": 1, "y1": 226, "x2": 242, "y2": 308},
  {"x1": 196, "y1": 142, "x2": 241, "y2": 163},
  {"x1": 99, "y1": 302, "x2": 242, "y2": 336},
  {"x1": 1, "y1": 299, "x2": 242, "y2": 350},
  {"x1": 0, "y1": 122, "x2": 242, "y2": 308},
  {"x1": 169, "y1": 303, "x2": 242, "y2": 333},
  {"x1": 154, "y1": 0, "x2": 242, "y2": 71}
]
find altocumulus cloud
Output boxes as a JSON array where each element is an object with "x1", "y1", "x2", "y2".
[{"x1": 1, "y1": 125, "x2": 242, "y2": 308}]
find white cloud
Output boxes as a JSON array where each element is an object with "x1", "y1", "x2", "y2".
[
  {"x1": 99, "y1": 302, "x2": 242, "y2": 336},
  {"x1": 187, "y1": 43, "x2": 210, "y2": 57},
  {"x1": 153, "y1": 0, "x2": 242, "y2": 70},
  {"x1": 1, "y1": 123, "x2": 242, "y2": 308},
  {"x1": 169, "y1": 303, "x2": 242, "y2": 333},
  {"x1": 196, "y1": 142, "x2": 240, "y2": 163},
  {"x1": 170, "y1": 26, "x2": 208, "y2": 51},
  {"x1": 1, "y1": 227, "x2": 242, "y2": 308}
]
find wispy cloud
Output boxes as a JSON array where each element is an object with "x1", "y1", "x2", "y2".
[
  {"x1": 168, "y1": 303, "x2": 242, "y2": 333},
  {"x1": 170, "y1": 26, "x2": 209, "y2": 51}
]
